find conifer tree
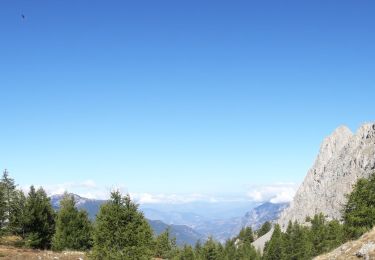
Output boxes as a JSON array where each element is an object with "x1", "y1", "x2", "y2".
[
  {"x1": 283, "y1": 221, "x2": 312, "y2": 260},
  {"x1": 52, "y1": 193, "x2": 93, "y2": 251},
  {"x1": 223, "y1": 239, "x2": 236, "y2": 260},
  {"x1": 1, "y1": 170, "x2": 16, "y2": 219},
  {"x1": 237, "y1": 226, "x2": 254, "y2": 243},
  {"x1": 23, "y1": 186, "x2": 55, "y2": 249},
  {"x1": 324, "y1": 219, "x2": 344, "y2": 253},
  {"x1": 91, "y1": 191, "x2": 153, "y2": 259},
  {"x1": 194, "y1": 240, "x2": 204, "y2": 260},
  {"x1": 8, "y1": 190, "x2": 26, "y2": 236},
  {"x1": 154, "y1": 228, "x2": 177, "y2": 259},
  {"x1": 0, "y1": 169, "x2": 18, "y2": 234},
  {"x1": 257, "y1": 221, "x2": 272, "y2": 237},
  {"x1": 0, "y1": 185, "x2": 6, "y2": 234},
  {"x1": 343, "y1": 174, "x2": 375, "y2": 239},
  {"x1": 216, "y1": 242, "x2": 225, "y2": 259},
  {"x1": 263, "y1": 224, "x2": 284, "y2": 260},
  {"x1": 236, "y1": 241, "x2": 260, "y2": 260},
  {"x1": 201, "y1": 237, "x2": 219, "y2": 260},
  {"x1": 178, "y1": 244, "x2": 195, "y2": 260},
  {"x1": 309, "y1": 213, "x2": 327, "y2": 255}
]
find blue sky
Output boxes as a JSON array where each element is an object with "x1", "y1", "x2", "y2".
[{"x1": 1, "y1": 1, "x2": 374, "y2": 201}]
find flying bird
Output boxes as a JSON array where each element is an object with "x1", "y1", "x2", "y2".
[{"x1": 21, "y1": 14, "x2": 25, "y2": 20}]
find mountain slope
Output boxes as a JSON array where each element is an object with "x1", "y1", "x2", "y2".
[
  {"x1": 50, "y1": 193, "x2": 105, "y2": 220},
  {"x1": 193, "y1": 202, "x2": 288, "y2": 242},
  {"x1": 314, "y1": 227, "x2": 375, "y2": 260},
  {"x1": 278, "y1": 123, "x2": 375, "y2": 229},
  {"x1": 148, "y1": 220, "x2": 203, "y2": 246},
  {"x1": 241, "y1": 202, "x2": 288, "y2": 230}
]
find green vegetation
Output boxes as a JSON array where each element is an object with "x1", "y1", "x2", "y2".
[
  {"x1": 237, "y1": 226, "x2": 255, "y2": 244},
  {"x1": 23, "y1": 185, "x2": 56, "y2": 249},
  {"x1": 52, "y1": 193, "x2": 93, "y2": 251},
  {"x1": 257, "y1": 221, "x2": 272, "y2": 238},
  {"x1": 154, "y1": 228, "x2": 178, "y2": 259},
  {"x1": 262, "y1": 217, "x2": 343, "y2": 260},
  {"x1": 91, "y1": 191, "x2": 154, "y2": 259},
  {"x1": 343, "y1": 174, "x2": 375, "y2": 239},
  {"x1": 0, "y1": 169, "x2": 375, "y2": 259}
]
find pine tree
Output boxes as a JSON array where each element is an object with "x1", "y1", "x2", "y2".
[
  {"x1": 223, "y1": 239, "x2": 236, "y2": 260},
  {"x1": 154, "y1": 228, "x2": 177, "y2": 259},
  {"x1": 257, "y1": 221, "x2": 272, "y2": 237},
  {"x1": 23, "y1": 186, "x2": 55, "y2": 249},
  {"x1": 202, "y1": 237, "x2": 219, "y2": 260},
  {"x1": 194, "y1": 240, "x2": 204, "y2": 260},
  {"x1": 236, "y1": 241, "x2": 260, "y2": 260},
  {"x1": 178, "y1": 244, "x2": 195, "y2": 260},
  {"x1": 283, "y1": 221, "x2": 312, "y2": 260},
  {"x1": 0, "y1": 169, "x2": 18, "y2": 234},
  {"x1": 8, "y1": 190, "x2": 26, "y2": 236},
  {"x1": 237, "y1": 226, "x2": 254, "y2": 243},
  {"x1": 216, "y1": 242, "x2": 225, "y2": 260},
  {"x1": 91, "y1": 191, "x2": 153, "y2": 259},
  {"x1": 1, "y1": 170, "x2": 16, "y2": 220},
  {"x1": 52, "y1": 193, "x2": 93, "y2": 251},
  {"x1": 263, "y1": 224, "x2": 284, "y2": 260},
  {"x1": 324, "y1": 219, "x2": 344, "y2": 253},
  {"x1": 0, "y1": 184, "x2": 6, "y2": 234},
  {"x1": 309, "y1": 213, "x2": 327, "y2": 256},
  {"x1": 343, "y1": 174, "x2": 375, "y2": 239}
]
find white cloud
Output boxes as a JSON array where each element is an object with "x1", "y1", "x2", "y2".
[
  {"x1": 20, "y1": 181, "x2": 299, "y2": 205},
  {"x1": 21, "y1": 180, "x2": 113, "y2": 200},
  {"x1": 130, "y1": 192, "x2": 215, "y2": 204},
  {"x1": 246, "y1": 183, "x2": 298, "y2": 203}
]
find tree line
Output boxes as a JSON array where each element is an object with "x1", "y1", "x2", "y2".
[
  {"x1": 0, "y1": 170, "x2": 262, "y2": 259},
  {"x1": 1, "y1": 169, "x2": 375, "y2": 259}
]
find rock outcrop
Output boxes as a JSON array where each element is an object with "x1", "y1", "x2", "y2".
[{"x1": 278, "y1": 123, "x2": 375, "y2": 229}]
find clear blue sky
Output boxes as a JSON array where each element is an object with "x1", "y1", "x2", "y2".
[{"x1": 1, "y1": 1, "x2": 374, "y2": 199}]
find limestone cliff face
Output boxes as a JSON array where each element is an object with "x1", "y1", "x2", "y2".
[{"x1": 278, "y1": 123, "x2": 375, "y2": 229}]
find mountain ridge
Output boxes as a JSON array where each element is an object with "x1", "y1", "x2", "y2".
[
  {"x1": 50, "y1": 193, "x2": 286, "y2": 244},
  {"x1": 278, "y1": 122, "x2": 375, "y2": 228}
]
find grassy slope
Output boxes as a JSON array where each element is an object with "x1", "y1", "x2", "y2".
[{"x1": 314, "y1": 227, "x2": 375, "y2": 260}]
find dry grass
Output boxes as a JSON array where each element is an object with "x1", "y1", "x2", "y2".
[
  {"x1": 315, "y1": 227, "x2": 375, "y2": 260},
  {"x1": 0, "y1": 245, "x2": 86, "y2": 259}
]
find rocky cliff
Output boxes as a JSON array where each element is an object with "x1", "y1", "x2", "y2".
[{"x1": 278, "y1": 123, "x2": 375, "y2": 229}]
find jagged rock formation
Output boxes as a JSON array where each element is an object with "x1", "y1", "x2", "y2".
[{"x1": 278, "y1": 123, "x2": 375, "y2": 229}]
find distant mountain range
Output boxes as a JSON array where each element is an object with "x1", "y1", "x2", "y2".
[
  {"x1": 50, "y1": 193, "x2": 287, "y2": 245},
  {"x1": 50, "y1": 194, "x2": 203, "y2": 246},
  {"x1": 191, "y1": 202, "x2": 288, "y2": 242}
]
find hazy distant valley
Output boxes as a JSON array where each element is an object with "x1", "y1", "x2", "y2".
[{"x1": 51, "y1": 193, "x2": 287, "y2": 245}]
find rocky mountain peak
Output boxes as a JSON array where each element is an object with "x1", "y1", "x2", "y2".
[
  {"x1": 278, "y1": 122, "x2": 375, "y2": 229},
  {"x1": 356, "y1": 122, "x2": 375, "y2": 140},
  {"x1": 315, "y1": 125, "x2": 353, "y2": 169}
]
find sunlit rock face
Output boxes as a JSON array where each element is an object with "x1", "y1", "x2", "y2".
[{"x1": 278, "y1": 123, "x2": 375, "y2": 229}]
